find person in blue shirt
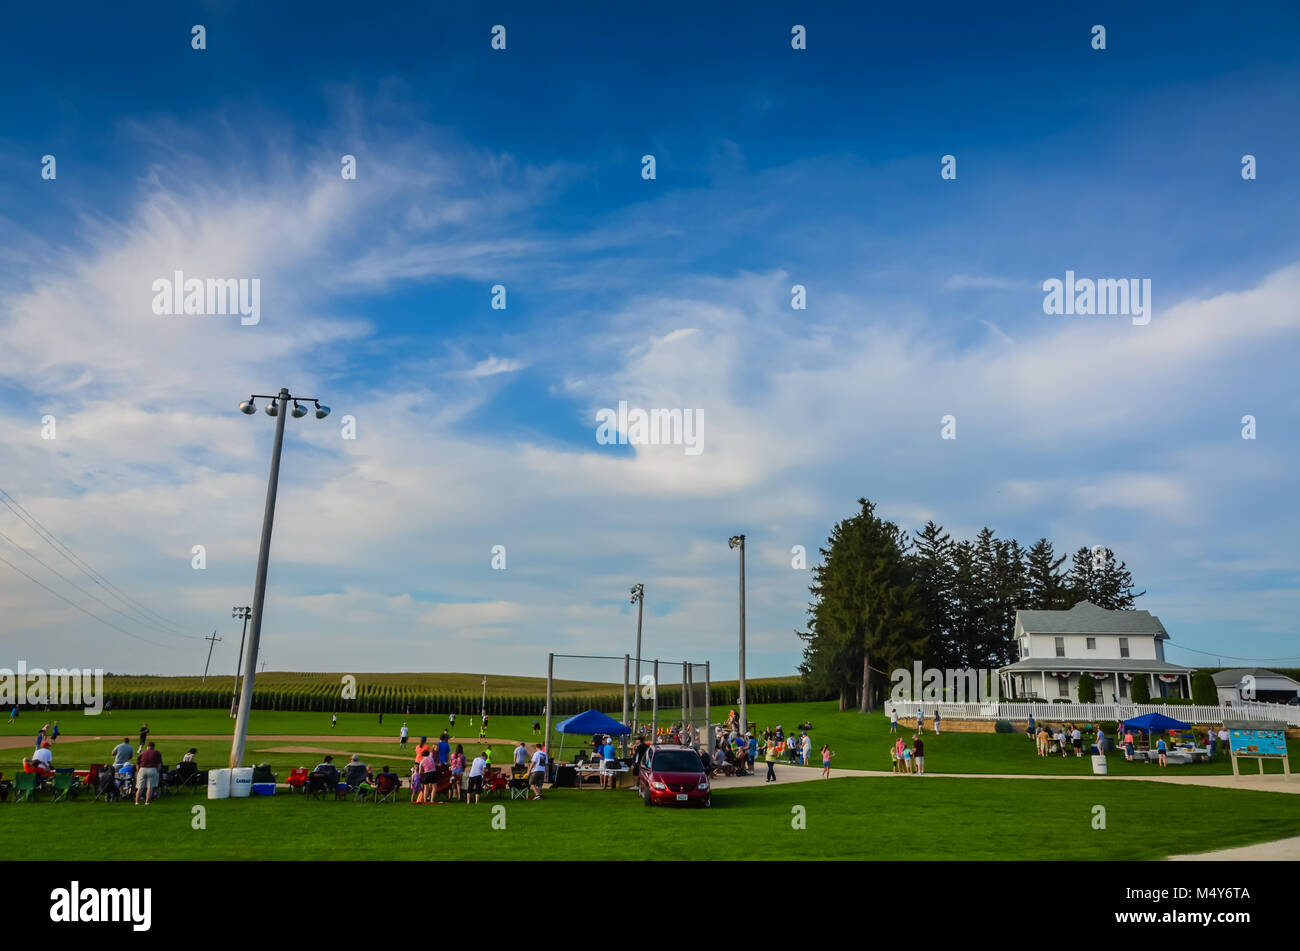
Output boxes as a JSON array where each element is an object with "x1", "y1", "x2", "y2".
[
  {"x1": 437, "y1": 736, "x2": 450, "y2": 765},
  {"x1": 746, "y1": 733, "x2": 758, "y2": 765},
  {"x1": 1156, "y1": 735, "x2": 1168, "y2": 767},
  {"x1": 599, "y1": 736, "x2": 617, "y2": 788}
]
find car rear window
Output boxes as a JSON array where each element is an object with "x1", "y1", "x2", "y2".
[{"x1": 652, "y1": 751, "x2": 703, "y2": 773}]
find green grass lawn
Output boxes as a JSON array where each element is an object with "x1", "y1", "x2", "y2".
[
  {"x1": 5, "y1": 702, "x2": 1294, "y2": 780},
  {"x1": 4, "y1": 775, "x2": 1297, "y2": 861}
]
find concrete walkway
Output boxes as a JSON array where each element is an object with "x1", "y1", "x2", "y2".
[
  {"x1": 709, "y1": 764, "x2": 1300, "y2": 796},
  {"x1": 1168, "y1": 834, "x2": 1300, "y2": 861}
]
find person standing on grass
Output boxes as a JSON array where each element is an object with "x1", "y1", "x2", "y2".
[
  {"x1": 418, "y1": 748, "x2": 437, "y2": 803},
  {"x1": 112, "y1": 737, "x2": 134, "y2": 768},
  {"x1": 890, "y1": 744, "x2": 899, "y2": 773},
  {"x1": 821, "y1": 745, "x2": 834, "y2": 778},
  {"x1": 514, "y1": 740, "x2": 529, "y2": 771},
  {"x1": 764, "y1": 737, "x2": 778, "y2": 782},
  {"x1": 890, "y1": 708, "x2": 899, "y2": 733},
  {"x1": 450, "y1": 745, "x2": 466, "y2": 800},
  {"x1": 378, "y1": 711, "x2": 383, "y2": 726},
  {"x1": 901, "y1": 743, "x2": 913, "y2": 774},
  {"x1": 801, "y1": 732, "x2": 812, "y2": 766},
  {"x1": 532, "y1": 718, "x2": 541, "y2": 736},
  {"x1": 7, "y1": 705, "x2": 17, "y2": 723},
  {"x1": 413, "y1": 736, "x2": 430, "y2": 765},
  {"x1": 912, "y1": 734, "x2": 925, "y2": 775},
  {"x1": 138, "y1": 722, "x2": 149, "y2": 750},
  {"x1": 1156, "y1": 735, "x2": 1168, "y2": 767},
  {"x1": 933, "y1": 710, "x2": 941, "y2": 735},
  {"x1": 331, "y1": 712, "x2": 337, "y2": 729},
  {"x1": 1124, "y1": 730, "x2": 1135, "y2": 761},
  {"x1": 437, "y1": 734, "x2": 450, "y2": 767},
  {"x1": 449, "y1": 711, "x2": 456, "y2": 731},
  {"x1": 1071, "y1": 726, "x2": 1083, "y2": 758},
  {"x1": 1209, "y1": 729, "x2": 1219, "y2": 759},
  {"x1": 529, "y1": 743, "x2": 548, "y2": 800},
  {"x1": 916, "y1": 708, "x2": 924, "y2": 734},
  {"x1": 135, "y1": 741, "x2": 162, "y2": 805},
  {"x1": 467, "y1": 751, "x2": 487, "y2": 803},
  {"x1": 399, "y1": 722, "x2": 409, "y2": 748},
  {"x1": 1027, "y1": 714, "x2": 1035, "y2": 740}
]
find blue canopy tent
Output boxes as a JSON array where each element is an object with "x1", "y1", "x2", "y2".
[
  {"x1": 554, "y1": 709, "x2": 630, "y2": 762},
  {"x1": 1123, "y1": 712, "x2": 1193, "y2": 755}
]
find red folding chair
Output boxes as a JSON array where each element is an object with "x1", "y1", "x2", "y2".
[{"x1": 285, "y1": 767, "x2": 310, "y2": 793}]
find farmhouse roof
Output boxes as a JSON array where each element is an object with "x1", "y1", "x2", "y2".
[{"x1": 1016, "y1": 601, "x2": 1168, "y2": 638}]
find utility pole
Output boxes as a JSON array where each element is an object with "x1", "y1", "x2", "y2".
[
  {"x1": 231, "y1": 606, "x2": 251, "y2": 717},
  {"x1": 481, "y1": 675, "x2": 487, "y2": 720},
  {"x1": 201, "y1": 631, "x2": 222, "y2": 683}
]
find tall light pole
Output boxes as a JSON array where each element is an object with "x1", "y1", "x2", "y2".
[
  {"x1": 728, "y1": 534, "x2": 747, "y2": 735},
  {"x1": 230, "y1": 606, "x2": 251, "y2": 717},
  {"x1": 629, "y1": 583, "x2": 644, "y2": 735},
  {"x1": 480, "y1": 675, "x2": 487, "y2": 720},
  {"x1": 229, "y1": 388, "x2": 330, "y2": 769}
]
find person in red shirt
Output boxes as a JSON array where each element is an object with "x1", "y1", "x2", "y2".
[{"x1": 136, "y1": 741, "x2": 163, "y2": 805}]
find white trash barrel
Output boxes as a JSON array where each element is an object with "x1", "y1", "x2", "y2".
[
  {"x1": 1091, "y1": 754, "x2": 1108, "y2": 776},
  {"x1": 230, "y1": 767, "x2": 254, "y2": 797},
  {"x1": 208, "y1": 767, "x2": 231, "y2": 799}
]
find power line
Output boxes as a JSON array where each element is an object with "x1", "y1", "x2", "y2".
[
  {"x1": 0, "y1": 526, "x2": 194, "y2": 639},
  {"x1": 1167, "y1": 643, "x2": 1300, "y2": 664},
  {"x1": 0, "y1": 488, "x2": 198, "y2": 639},
  {"x1": 0, "y1": 551, "x2": 185, "y2": 649}
]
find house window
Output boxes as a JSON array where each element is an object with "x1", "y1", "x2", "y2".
[
  {"x1": 1119, "y1": 637, "x2": 1130, "y2": 658},
  {"x1": 1086, "y1": 637, "x2": 1096, "y2": 650},
  {"x1": 1020, "y1": 638, "x2": 1029, "y2": 658},
  {"x1": 1054, "y1": 637, "x2": 1065, "y2": 657}
]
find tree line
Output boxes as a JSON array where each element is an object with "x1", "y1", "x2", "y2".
[{"x1": 798, "y1": 498, "x2": 1145, "y2": 712}]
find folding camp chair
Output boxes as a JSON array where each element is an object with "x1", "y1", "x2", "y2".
[
  {"x1": 486, "y1": 769, "x2": 509, "y2": 798},
  {"x1": 285, "y1": 767, "x2": 310, "y2": 793},
  {"x1": 94, "y1": 768, "x2": 120, "y2": 803},
  {"x1": 50, "y1": 771, "x2": 77, "y2": 803},
  {"x1": 305, "y1": 772, "x2": 332, "y2": 800},
  {"x1": 372, "y1": 772, "x2": 400, "y2": 804},
  {"x1": 13, "y1": 773, "x2": 37, "y2": 803},
  {"x1": 509, "y1": 766, "x2": 530, "y2": 800}
]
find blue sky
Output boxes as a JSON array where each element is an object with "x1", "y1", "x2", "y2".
[{"x1": 1, "y1": 1, "x2": 1298, "y2": 679}]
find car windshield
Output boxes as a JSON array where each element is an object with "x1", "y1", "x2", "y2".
[{"x1": 652, "y1": 751, "x2": 703, "y2": 773}]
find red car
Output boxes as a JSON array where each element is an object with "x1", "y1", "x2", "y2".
[{"x1": 639, "y1": 745, "x2": 711, "y2": 808}]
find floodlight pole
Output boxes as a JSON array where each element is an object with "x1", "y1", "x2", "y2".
[
  {"x1": 622, "y1": 654, "x2": 630, "y2": 754},
  {"x1": 630, "y1": 584, "x2": 644, "y2": 736},
  {"x1": 230, "y1": 606, "x2": 251, "y2": 716},
  {"x1": 730, "y1": 534, "x2": 748, "y2": 736}
]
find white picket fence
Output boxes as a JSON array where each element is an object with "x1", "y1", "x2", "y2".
[{"x1": 883, "y1": 699, "x2": 1300, "y2": 727}]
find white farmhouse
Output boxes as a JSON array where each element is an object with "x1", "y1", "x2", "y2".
[{"x1": 998, "y1": 601, "x2": 1195, "y2": 703}]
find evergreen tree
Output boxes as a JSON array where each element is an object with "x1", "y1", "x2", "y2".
[
  {"x1": 1066, "y1": 546, "x2": 1145, "y2": 609},
  {"x1": 1077, "y1": 672, "x2": 1096, "y2": 703},
  {"x1": 910, "y1": 521, "x2": 958, "y2": 669},
  {"x1": 798, "y1": 498, "x2": 928, "y2": 712},
  {"x1": 1131, "y1": 674, "x2": 1151, "y2": 704},
  {"x1": 1025, "y1": 538, "x2": 1069, "y2": 610}
]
